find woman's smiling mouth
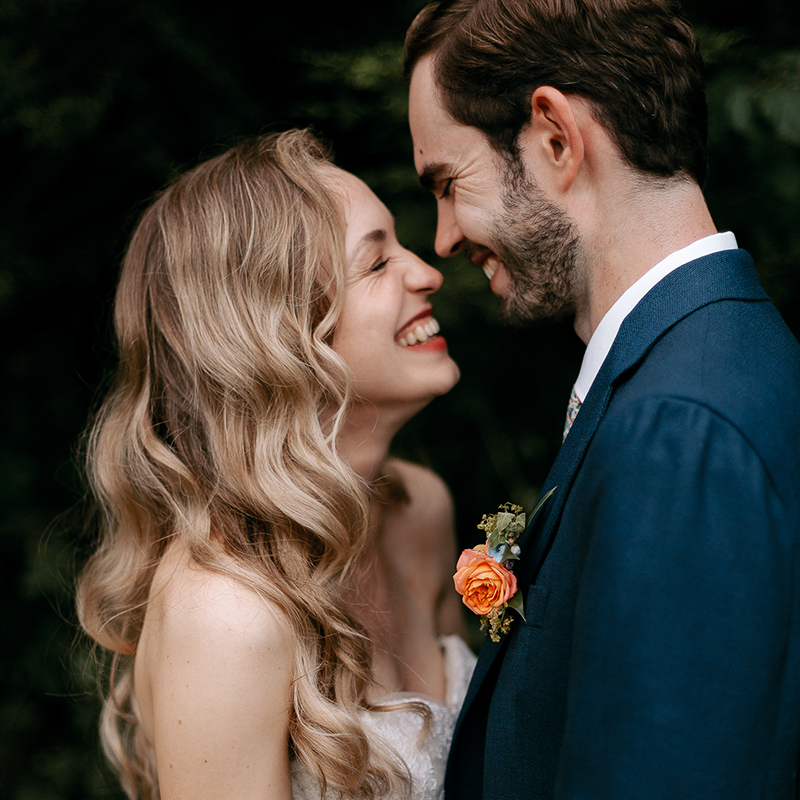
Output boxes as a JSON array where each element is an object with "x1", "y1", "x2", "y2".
[{"x1": 397, "y1": 316, "x2": 441, "y2": 346}]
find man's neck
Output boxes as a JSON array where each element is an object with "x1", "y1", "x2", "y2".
[{"x1": 574, "y1": 176, "x2": 717, "y2": 344}]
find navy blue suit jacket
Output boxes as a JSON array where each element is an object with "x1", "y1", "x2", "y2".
[{"x1": 446, "y1": 250, "x2": 800, "y2": 799}]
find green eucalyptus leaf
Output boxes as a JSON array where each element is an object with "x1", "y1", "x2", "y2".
[
  {"x1": 507, "y1": 591, "x2": 526, "y2": 622},
  {"x1": 487, "y1": 531, "x2": 504, "y2": 549},
  {"x1": 496, "y1": 511, "x2": 514, "y2": 531}
]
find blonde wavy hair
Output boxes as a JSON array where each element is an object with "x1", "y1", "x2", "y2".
[{"x1": 77, "y1": 129, "x2": 413, "y2": 799}]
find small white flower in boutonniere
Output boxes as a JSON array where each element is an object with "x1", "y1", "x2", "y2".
[{"x1": 453, "y1": 488, "x2": 556, "y2": 642}]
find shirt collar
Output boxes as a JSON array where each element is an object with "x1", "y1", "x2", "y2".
[{"x1": 573, "y1": 231, "x2": 738, "y2": 402}]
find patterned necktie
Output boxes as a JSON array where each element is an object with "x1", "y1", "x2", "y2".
[{"x1": 563, "y1": 386, "x2": 582, "y2": 441}]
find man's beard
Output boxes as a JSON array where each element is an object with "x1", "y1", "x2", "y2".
[{"x1": 488, "y1": 167, "x2": 581, "y2": 327}]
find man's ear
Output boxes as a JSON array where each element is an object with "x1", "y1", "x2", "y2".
[{"x1": 518, "y1": 86, "x2": 584, "y2": 193}]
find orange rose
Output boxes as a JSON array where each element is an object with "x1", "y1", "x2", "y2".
[{"x1": 453, "y1": 549, "x2": 518, "y2": 616}]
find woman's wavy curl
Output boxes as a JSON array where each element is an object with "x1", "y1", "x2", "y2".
[{"x1": 77, "y1": 129, "x2": 412, "y2": 800}]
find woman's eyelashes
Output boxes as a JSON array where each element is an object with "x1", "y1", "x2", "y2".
[
  {"x1": 371, "y1": 256, "x2": 390, "y2": 273},
  {"x1": 438, "y1": 178, "x2": 453, "y2": 200}
]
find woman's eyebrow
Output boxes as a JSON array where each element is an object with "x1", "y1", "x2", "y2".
[{"x1": 352, "y1": 228, "x2": 388, "y2": 259}]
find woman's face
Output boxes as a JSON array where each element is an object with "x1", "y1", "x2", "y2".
[{"x1": 331, "y1": 170, "x2": 460, "y2": 412}]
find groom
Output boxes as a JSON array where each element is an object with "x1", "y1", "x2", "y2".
[{"x1": 405, "y1": 0, "x2": 800, "y2": 797}]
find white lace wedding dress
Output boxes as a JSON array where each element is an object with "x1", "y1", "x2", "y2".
[{"x1": 290, "y1": 635, "x2": 476, "y2": 800}]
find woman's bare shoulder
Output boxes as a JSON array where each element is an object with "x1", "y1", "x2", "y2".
[
  {"x1": 385, "y1": 458, "x2": 454, "y2": 525},
  {"x1": 383, "y1": 459, "x2": 466, "y2": 637},
  {"x1": 143, "y1": 539, "x2": 293, "y2": 657},
  {"x1": 135, "y1": 539, "x2": 295, "y2": 798},
  {"x1": 136, "y1": 540, "x2": 294, "y2": 717},
  {"x1": 383, "y1": 458, "x2": 456, "y2": 557}
]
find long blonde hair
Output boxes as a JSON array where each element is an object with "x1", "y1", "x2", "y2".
[{"x1": 77, "y1": 130, "x2": 410, "y2": 799}]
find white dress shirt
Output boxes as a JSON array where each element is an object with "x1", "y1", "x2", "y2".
[{"x1": 573, "y1": 232, "x2": 739, "y2": 402}]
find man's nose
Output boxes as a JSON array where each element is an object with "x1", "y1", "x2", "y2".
[{"x1": 434, "y1": 204, "x2": 464, "y2": 258}]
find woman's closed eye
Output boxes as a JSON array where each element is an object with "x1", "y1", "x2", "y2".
[
  {"x1": 371, "y1": 257, "x2": 390, "y2": 273},
  {"x1": 438, "y1": 178, "x2": 453, "y2": 200}
]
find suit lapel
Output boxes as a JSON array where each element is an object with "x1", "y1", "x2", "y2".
[
  {"x1": 522, "y1": 248, "x2": 767, "y2": 584},
  {"x1": 450, "y1": 249, "x2": 768, "y2": 745},
  {"x1": 450, "y1": 364, "x2": 615, "y2": 726}
]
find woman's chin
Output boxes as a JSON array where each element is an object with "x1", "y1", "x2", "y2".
[
  {"x1": 437, "y1": 365, "x2": 461, "y2": 398},
  {"x1": 350, "y1": 356, "x2": 460, "y2": 418},
  {"x1": 408, "y1": 368, "x2": 461, "y2": 412}
]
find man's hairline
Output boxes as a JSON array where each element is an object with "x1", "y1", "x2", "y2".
[
  {"x1": 411, "y1": 51, "x2": 530, "y2": 186},
  {"x1": 413, "y1": 55, "x2": 694, "y2": 191}
]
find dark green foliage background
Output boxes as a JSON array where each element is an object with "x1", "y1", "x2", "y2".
[{"x1": 1, "y1": 0, "x2": 798, "y2": 796}]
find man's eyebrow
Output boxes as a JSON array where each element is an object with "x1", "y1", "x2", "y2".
[{"x1": 418, "y1": 163, "x2": 452, "y2": 192}]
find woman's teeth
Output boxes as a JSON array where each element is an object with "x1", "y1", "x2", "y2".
[
  {"x1": 398, "y1": 317, "x2": 440, "y2": 347},
  {"x1": 483, "y1": 256, "x2": 501, "y2": 281}
]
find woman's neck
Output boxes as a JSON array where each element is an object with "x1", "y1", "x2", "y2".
[{"x1": 337, "y1": 400, "x2": 415, "y2": 484}]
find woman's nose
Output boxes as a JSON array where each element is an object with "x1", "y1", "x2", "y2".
[{"x1": 405, "y1": 252, "x2": 444, "y2": 294}]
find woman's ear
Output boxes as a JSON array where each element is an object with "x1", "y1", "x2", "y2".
[{"x1": 517, "y1": 86, "x2": 584, "y2": 194}]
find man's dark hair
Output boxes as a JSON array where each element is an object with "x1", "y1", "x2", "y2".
[{"x1": 404, "y1": 0, "x2": 708, "y2": 184}]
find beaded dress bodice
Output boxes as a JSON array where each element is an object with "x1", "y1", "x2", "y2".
[{"x1": 290, "y1": 635, "x2": 476, "y2": 800}]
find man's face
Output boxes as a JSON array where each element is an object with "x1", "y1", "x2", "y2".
[{"x1": 408, "y1": 55, "x2": 581, "y2": 326}]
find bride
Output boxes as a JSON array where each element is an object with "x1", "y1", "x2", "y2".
[{"x1": 77, "y1": 129, "x2": 475, "y2": 800}]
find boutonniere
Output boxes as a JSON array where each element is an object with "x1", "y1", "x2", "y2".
[{"x1": 454, "y1": 488, "x2": 556, "y2": 642}]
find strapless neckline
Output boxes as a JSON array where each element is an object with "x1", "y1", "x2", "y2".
[
  {"x1": 367, "y1": 633, "x2": 476, "y2": 709},
  {"x1": 290, "y1": 635, "x2": 476, "y2": 799}
]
